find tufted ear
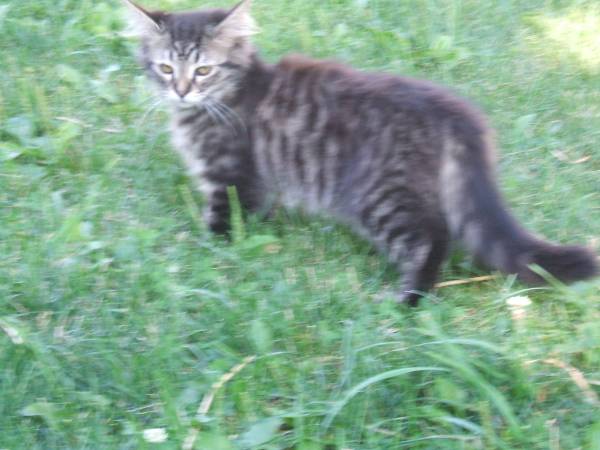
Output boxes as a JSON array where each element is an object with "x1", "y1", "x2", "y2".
[
  {"x1": 122, "y1": 0, "x2": 165, "y2": 37},
  {"x1": 210, "y1": 0, "x2": 258, "y2": 48}
]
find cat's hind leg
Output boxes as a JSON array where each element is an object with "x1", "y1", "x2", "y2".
[
  {"x1": 394, "y1": 226, "x2": 449, "y2": 306},
  {"x1": 361, "y1": 206, "x2": 449, "y2": 306}
]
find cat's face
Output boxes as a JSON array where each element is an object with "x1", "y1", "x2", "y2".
[{"x1": 124, "y1": 0, "x2": 257, "y2": 108}]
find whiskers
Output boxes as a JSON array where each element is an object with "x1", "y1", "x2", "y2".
[
  {"x1": 204, "y1": 97, "x2": 247, "y2": 136},
  {"x1": 137, "y1": 94, "x2": 165, "y2": 128},
  {"x1": 137, "y1": 92, "x2": 248, "y2": 136}
]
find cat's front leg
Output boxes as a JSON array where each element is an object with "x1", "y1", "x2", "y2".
[
  {"x1": 175, "y1": 126, "x2": 256, "y2": 236},
  {"x1": 200, "y1": 155, "x2": 256, "y2": 236},
  {"x1": 203, "y1": 186, "x2": 232, "y2": 235}
]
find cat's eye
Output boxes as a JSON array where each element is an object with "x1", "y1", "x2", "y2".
[
  {"x1": 159, "y1": 64, "x2": 174, "y2": 75},
  {"x1": 195, "y1": 66, "x2": 213, "y2": 76}
]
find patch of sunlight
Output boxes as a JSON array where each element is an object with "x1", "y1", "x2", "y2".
[{"x1": 525, "y1": 7, "x2": 600, "y2": 72}]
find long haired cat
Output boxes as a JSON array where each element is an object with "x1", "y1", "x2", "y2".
[{"x1": 123, "y1": 0, "x2": 598, "y2": 305}]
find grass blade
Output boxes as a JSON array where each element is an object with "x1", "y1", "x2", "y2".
[
  {"x1": 321, "y1": 367, "x2": 447, "y2": 432},
  {"x1": 427, "y1": 351, "x2": 521, "y2": 435}
]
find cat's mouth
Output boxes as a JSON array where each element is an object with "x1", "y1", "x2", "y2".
[
  {"x1": 173, "y1": 99, "x2": 202, "y2": 109},
  {"x1": 167, "y1": 92, "x2": 206, "y2": 109}
]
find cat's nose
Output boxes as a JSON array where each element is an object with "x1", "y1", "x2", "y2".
[{"x1": 174, "y1": 79, "x2": 192, "y2": 99}]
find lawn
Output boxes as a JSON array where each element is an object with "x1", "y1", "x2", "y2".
[{"x1": 1, "y1": 0, "x2": 599, "y2": 448}]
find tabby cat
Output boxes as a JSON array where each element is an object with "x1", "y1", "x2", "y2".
[{"x1": 123, "y1": 0, "x2": 598, "y2": 305}]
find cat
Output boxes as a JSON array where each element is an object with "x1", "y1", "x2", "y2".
[{"x1": 123, "y1": 0, "x2": 598, "y2": 305}]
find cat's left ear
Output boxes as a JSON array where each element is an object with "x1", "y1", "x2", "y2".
[
  {"x1": 210, "y1": 0, "x2": 259, "y2": 47},
  {"x1": 122, "y1": 0, "x2": 165, "y2": 37}
]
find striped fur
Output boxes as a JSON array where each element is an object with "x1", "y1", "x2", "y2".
[{"x1": 125, "y1": 0, "x2": 598, "y2": 305}]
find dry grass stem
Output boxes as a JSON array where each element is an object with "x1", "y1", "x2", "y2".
[
  {"x1": 543, "y1": 358, "x2": 600, "y2": 407},
  {"x1": 435, "y1": 275, "x2": 497, "y2": 289},
  {"x1": 182, "y1": 355, "x2": 257, "y2": 450}
]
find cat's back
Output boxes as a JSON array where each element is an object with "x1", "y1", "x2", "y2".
[{"x1": 270, "y1": 54, "x2": 486, "y2": 128}]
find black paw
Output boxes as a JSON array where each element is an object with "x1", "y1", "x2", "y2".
[{"x1": 397, "y1": 291, "x2": 423, "y2": 307}]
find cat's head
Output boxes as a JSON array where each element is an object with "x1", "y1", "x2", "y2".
[{"x1": 123, "y1": 0, "x2": 258, "y2": 108}]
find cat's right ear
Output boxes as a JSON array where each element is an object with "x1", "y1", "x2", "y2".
[
  {"x1": 210, "y1": 0, "x2": 258, "y2": 48},
  {"x1": 121, "y1": 0, "x2": 165, "y2": 37}
]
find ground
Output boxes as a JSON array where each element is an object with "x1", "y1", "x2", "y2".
[{"x1": 1, "y1": 0, "x2": 599, "y2": 449}]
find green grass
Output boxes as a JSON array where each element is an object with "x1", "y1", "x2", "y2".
[{"x1": 1, "y1": 0, "x2": 600, "y2": 448}]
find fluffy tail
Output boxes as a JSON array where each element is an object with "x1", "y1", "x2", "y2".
[{"x1": 440, "y1": 130, "x2": 598, "y2": 285}]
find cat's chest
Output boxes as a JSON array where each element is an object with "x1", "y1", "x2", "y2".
[
  {"x1": 171, "y1": 123, "x2": 205, "y2": 178},
  {"x1": 170, "y1": 113, "x2": 230, "y2": 173}
]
